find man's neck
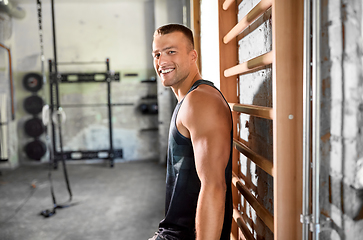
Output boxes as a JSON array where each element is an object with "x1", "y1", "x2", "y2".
[{"x1": 171, "y1": 70, "x2": 202, "y2": 102}]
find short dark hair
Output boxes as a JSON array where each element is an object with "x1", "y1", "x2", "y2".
[{"x1": 154, "y1": 24, "x2": 194, "y2": 50}]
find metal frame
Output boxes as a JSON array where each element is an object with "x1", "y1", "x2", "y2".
[
  {"x1": 218, "y1": 0, "x2": 304, "y2": 239},
  {"x1": 48, "y1": 59, "x2": 123, "y2": 168}
]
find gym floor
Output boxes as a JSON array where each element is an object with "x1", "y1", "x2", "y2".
[{"x1": 0, "y1": 160, "x2": 166, "y2": 240}]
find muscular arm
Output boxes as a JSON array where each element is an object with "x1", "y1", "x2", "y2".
[{"x1": 178, "y1": 86, "x2": 232, "y2": 240}]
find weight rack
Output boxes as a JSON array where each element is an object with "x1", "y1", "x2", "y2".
[{"x1": 48, "y1": 58, "x2": 125, "y2": 168}]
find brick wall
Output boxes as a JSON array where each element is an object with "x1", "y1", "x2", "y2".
[{"x1": 320, "y1": 0, "x2": 363, "y2": 239}]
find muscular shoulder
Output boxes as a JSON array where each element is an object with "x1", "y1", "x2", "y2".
[
  {"x1": 178, "y1": 84, "x2": 231, "y2": 136},
  {"x1": 185, "y1": 84, "x2": 229, "y2": 114}
]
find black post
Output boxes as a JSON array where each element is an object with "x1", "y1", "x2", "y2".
[
  {"x1": 106, "y1": 58, "x2": 114, "y2": 167},
  {"x1": 48, "y1": 59, "x2": 57, "y2": 169},
  {"x1": 50, "y1": 0, "x2": 72, "y2": 199}
]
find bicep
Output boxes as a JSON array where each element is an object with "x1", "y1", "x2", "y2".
[{"x1": 188, "y1": 105, "x2": 231, "y2": 185}]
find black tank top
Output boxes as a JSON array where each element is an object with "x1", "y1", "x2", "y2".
[{"x1": 158, "y1": 80, "x2": 233, "y2": 240}]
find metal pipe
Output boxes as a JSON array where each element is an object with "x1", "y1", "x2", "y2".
[
  {"x1": 106, "y1": 58, "x2": 114, "y2": 167},
  {"x1": 302, "y1": 0, "x2": 312, "y2": 239},
  {"x1": 0, "y1": 43, "x2": 14, "y2": 120},
  {"x1": 312, "y1": 0, "x2": 321, "y2": 239},
  {"x1": 51, "y1": 0, "x2": 58, "y2": 74}
]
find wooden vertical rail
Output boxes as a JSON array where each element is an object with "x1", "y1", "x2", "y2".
[
  {"x1": 191, "y1": 0, "x2": 201, "y2": 72},
  {"x1": 272, "y1": 0, "x2": 304, "y2": 239},
  {"x1": 218, "y1": 0, "x2": 239, "y2": 239}
]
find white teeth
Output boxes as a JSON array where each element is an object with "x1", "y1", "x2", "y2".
[{"x1": 160, "y1": 69, "x2": 173, "y2": 74}]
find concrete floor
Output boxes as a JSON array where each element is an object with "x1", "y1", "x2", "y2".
[{"x1": 0, "y1": 160, "x2": 166, "y2": 240}]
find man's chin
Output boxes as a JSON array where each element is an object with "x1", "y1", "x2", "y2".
[{"x1": 161, "y1": 78, "x2": 172, "y2": 87}]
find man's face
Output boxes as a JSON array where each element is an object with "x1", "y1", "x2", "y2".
[{"x1": 152, "y1": 31, "x2": 195, "y2": 87}]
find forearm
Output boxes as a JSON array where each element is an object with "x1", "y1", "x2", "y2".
[{"x1": 195, "y1": 184, "x2": 226, "y2": 240}]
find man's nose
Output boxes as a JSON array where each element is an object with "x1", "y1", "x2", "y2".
[{"x1": 157, "y1": 53, "x2": 167, "y2": 65}]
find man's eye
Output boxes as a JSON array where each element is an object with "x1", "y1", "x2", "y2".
[
  {"x1": 168, "y1": 51, "x2": 175, "y2": 54},
  {"x1": 154, "y1": 53, "x2": 160, "y2": 58}
]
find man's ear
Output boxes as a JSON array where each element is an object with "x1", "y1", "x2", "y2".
[{"x1": 190, "y1": 49, "x2": 198, "y2": 62}]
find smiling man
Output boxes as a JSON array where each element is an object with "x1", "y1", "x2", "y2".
[{"x1": 149, "y1": 24, "x2": 233, "y2": 240}]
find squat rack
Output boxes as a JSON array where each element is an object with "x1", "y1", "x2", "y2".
[{"x1": 48, "y1": 59, "x2": 123, "y2": 168}]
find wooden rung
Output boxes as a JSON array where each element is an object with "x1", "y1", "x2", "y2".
[
  {"x1": 223, "y1": 0, "x2": 235, "y2": 10},
  {"x1": 233, "y1": 139, "x2": 274, "y2": 176},
  {"x1": 233, "y1": 205, "x2": 255, "y2": 240},
  {"x1": 223, "y1": 0, "x2": 272, "y2": 44},
  {"x1": 229, "y1": 102, "x2": 274, "y2": 120},
  {"x1": 224, "y1": 51, "x2": 273, "y2": 77},
  {"x1": 232, "y1": 172, "x2": 274, "y2": 232}
]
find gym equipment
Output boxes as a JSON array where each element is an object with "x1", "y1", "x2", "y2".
[
  {"x1": 24, "y1": 117, "x2": 45, "y2": 138},
  {"x1": 23, "y1": 73, "x2": 43, "y2": 92},
  {"x1": 24, "y1": 139, "x2": 46, "y2": 160},
  {"x1": 23, "y1": 95, "x2": 44, "y2": 115},
  {"x1": 48, "y1": 59, "x2": 124, "y2": 168}
]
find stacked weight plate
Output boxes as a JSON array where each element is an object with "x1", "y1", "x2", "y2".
[{"x1": 22, "y1": 73, "x2": 46, "y2": 160}]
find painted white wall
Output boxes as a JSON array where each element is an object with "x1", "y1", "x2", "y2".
[
  {"x1": 200, "y1": 0, "x2": 220, "y2": 89},
  {"x1": 12, "y1": 0, "x2": 154, "y2": 73}
]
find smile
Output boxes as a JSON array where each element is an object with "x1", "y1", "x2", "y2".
[{"x1": 159, "y1": 68, "x2": 175, "y2": 74}]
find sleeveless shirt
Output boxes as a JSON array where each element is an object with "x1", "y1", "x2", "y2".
[{"x1": 158, "y1": 80, "x2": 233, "y2": 240}]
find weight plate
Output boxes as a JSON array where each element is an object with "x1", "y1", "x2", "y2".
[
  {"x1": 23, "y1": 73, "x2": 43, "y2": 92},
  {"x1": 24, "y1": 117, "x2": 44, "y2": 138},
  {"x1": 139, "y1": 103, "x2": 148, "y2": 114},
  {"x1": 24, "y1": 139, "x2": 46, "y2": 160},
  {"x1": 148, "y1": 103, "x2": 158, "y2": 114},
  {"x1": 23, "y1": 95, "x2": 43, "y2": 115}
]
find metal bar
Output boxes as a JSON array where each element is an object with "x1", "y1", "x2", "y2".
[
  {"x1": 49, "y1": 60, "x2": 57, "y2": 169},
  {"x1": 312, "y1": 0, "x2": 321, "y2": 239},
  {"x1": 0, "y1": 43, "x2": 15, "y2": 120},
  {"x1": 51, "y1": 0, "x2": 58, "y2": 74},
  {"x1": 54, "y1": 149, "x2": 123, "y2": 160},
  {"x1": 302, "y1": 0, "x2": 312, "y2": 239},
  {"x1": 56, "y1": 61, "x2": 106, "y2": 65},
  {"x1": 224, "y1": 51, "x2": 273, "y2": 77},
  {"x1": 51, "y1": 0, "x2": 72, "y2": 200},
  {"x1": 229, "y1": 103, "x2": 274, "y2": 120},
  {"x1": 223, "y1": 0, "x2": 235, "y2": 10},
  {"x1": 233, "y1": 139, "x2": 274, "y2": 176},
  {"x1": 50, "y1": 72, "x2": 120, "y2": 83},
  {"x1": 59, "y1": 103, "x2": 134, "y2": 108},
  {"x1": 106, "y1": 58, "x2": 114, "y2": 168},
  {"x1": 232, "y1": 205, "x2": 255, "y2": 240},
  {"x1": 272, "y1": 0, "x2": 304, "y2": 239},
  {"x1": 232, "y1": 172, "x2": 274, "y2": 232},
  {"x1": 223, "y1": 0, "x2": 272, "y2": 44}
]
